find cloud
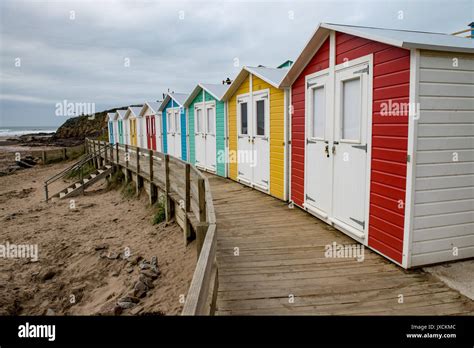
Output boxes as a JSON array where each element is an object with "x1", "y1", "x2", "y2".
[{"x1": 0, "y1": 0, "x2": 472, "y2": 126}]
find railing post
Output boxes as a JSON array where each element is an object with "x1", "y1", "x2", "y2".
[
  {"x1": 164, "y1": 154, "x2": 171, "y2": 222},
  {"x1": 184, "y1": 163, "x2": 191, "y2": 245},
  {"x1": 198, "y1": 178, "x2": 207, "y2": 222},
  {"x1": 136, "y1": 147, "x2": 142, "y2": 194},
  {"x1": 92, "y1": 141, "x2": 97, "y2": 168},
  {"x1": 42, "y1": 151, "x2": 47, "y2": 165},
  {"x1": 44, "y1": 184, "x2": 49, "y2": 202},
  {"x1": 148, "y1": 149, "x2": 156, "y2": 205},
  {"x1": 97, "y1": 140, "x2": 102, "y2": 168},
  {"x1": 80, "y1": 165, "x2": 85, "y2": 195},
  {"x1": 196, "y1": 178, "x2": 207, "y2": 256},
  {"x1": 125, "y1": 144, "x2": 130, "y2": 183},
  {"x1": 63, "y1": 148, "x2": 67, "y2": 160},
  {"x1": 136, "y1": 147, "x2": 140, "y2": 174},
  {"x1": 116, "y1": 143, "x2": 119, "y2": 164},
  {"x1": 104, "y1": 142, "x2": 108, "y2": 164}
]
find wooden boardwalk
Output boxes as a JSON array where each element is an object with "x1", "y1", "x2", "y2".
[{"x1": 208, "y1": 175, "x2": 474, "y2": 315}]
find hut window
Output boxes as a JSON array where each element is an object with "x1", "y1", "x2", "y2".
[
  {"x1": 168, "y1": 112, "x2": 174, "y2": 132},
  {"x1": 174, "y1": 111, "x2": 180, "y2": 133},
  {"x1": 342, "y1": 78, "x2": 361, "y2": 141},
  {"x1": 240, "y1": 102, "x2": 248, "y2": 135},
  {"x1": 256, "y1": 100, "x2": 265, "y2": 136},
  {"x1": 311, "y1": 86, "x2": 326, "y2": 139},
  {"x1": 196, "y1": 109, "x2": 202, "y2": 133},
  {"x1": 207, "y1": 107, "x2": 215, "y2": 135}
]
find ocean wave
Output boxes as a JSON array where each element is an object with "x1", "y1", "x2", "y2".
[{"x1": 0, "y1": 128, "x2": 57, "y2": 137}]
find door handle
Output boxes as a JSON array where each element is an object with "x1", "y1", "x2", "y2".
[{"x1": 325, "y1": 145, "x2": 330, "y2": 158}]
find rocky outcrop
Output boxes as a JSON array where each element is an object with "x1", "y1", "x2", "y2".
[{"x1": 53, "y1": 104, "x2": 141, "y2": 141}]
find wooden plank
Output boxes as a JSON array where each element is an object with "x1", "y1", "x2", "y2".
[
  {"x1": 182, "y1": 224, "x2": 217, "y2": 315},
  {"x1": 207, "y1": 175, "x2": 474, "y2": 316}
]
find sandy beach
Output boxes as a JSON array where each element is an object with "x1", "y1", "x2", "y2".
[{"x1": 0, "y1": 160, "x2": 196, "y2": 315}]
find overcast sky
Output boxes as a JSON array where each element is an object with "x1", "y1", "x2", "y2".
[{"x1": 0, "y1": 0, "x2": 472, "y2": 127}]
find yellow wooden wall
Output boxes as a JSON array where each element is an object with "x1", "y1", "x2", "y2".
[{"x1": 227, "y1": 74, "x2": 286, "y2": 200}]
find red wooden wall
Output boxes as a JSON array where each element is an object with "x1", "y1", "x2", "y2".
[{"x1": 291, "y1": 32, "x2": 410, "y2": 264}]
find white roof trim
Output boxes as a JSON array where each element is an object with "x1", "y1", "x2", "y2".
[
  {"x1": 183, "y1": 83, "x2": 229, "y2": 106},
  {"x1": 282, "y1": 22, "x2": 474, "y2": 87},
  {"x1": 222, "y1": 66, "x2": 285, "y2": 101},
  {"x1": 158, "y1": 93, "x2": 188, "y2": 111}
]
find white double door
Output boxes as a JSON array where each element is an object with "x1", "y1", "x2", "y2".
[
  {"x1": 166, "y1": 108, "x2": 181, "y2": 158},
  {"x1": 195, "y1": 102, "x2": 216, "y2": 172},
  {"x1": 305, "y1": 59, "x2": 371, "y2": 239},
  {"x1": 237, "y1": 91, "x2": 270, "y2": 191}
]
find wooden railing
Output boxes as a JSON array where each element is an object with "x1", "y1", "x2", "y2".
[{"x1": 86, "y1": 139, "x2": 218, "y2": 315}]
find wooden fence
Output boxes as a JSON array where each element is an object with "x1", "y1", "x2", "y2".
[
  {"x1": 86, "y1": 139, "x2": 218, "y2": 315},
  {"x1": 0, "y1": 144, "x2": 85, "y2": 165}
]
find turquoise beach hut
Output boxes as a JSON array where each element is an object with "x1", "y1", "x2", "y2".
[
  {"x1": 183, "y1": 83, "x2": 229, "y2": 177},
  {"x1": 158, "y1": 93, "x2": 188, "y2": 161}
]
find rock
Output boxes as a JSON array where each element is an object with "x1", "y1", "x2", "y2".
[
  {"x1": 129, "y1": 306, "x2": 143, "y2": 315},
  {"x1": 106, "y1": 251, "x2": 119, "y2": 260},
  {"x1": 140, "y1": 269, "x2": 159, "y2": 280},
  {"x1": 41, "y1": 270, "x2": 56, "y2": 281},
  {"x1": 117, "y1": 301, "x2": 136, "y2": 309},
  {"x1": 118, "y1": 296, "x2": 140, "y2": 304},
  {"x1": 139, "y1": 261, "x2": 151, "y2": 270},
  {"x1": 113, "y1": 305, "x2": 123, "y2": 316},
  {"x1": 151, "y1": 256, "x2": 158, "y2": 266},
  {"x1": 94, "y1": 243, "x2": 109, "y2": 251},
  {"x1": 46, "y1": 308, "x2": 55, "y2": 316},
  {"x1": 133, "y1": 280, "x2": 148, "y2": 298},
  {"x1": 129, "y1": 255, "x2": 142, "y2": 266},
  {"x1": 139, "y1": 275, "x2": 154, "y2": 289},
  {"x1": 126, "y1": 267, "x2": 134, "y2": 274},
  {"x1": 111, "y1": 270, "x2": 120, "y2": 277},
  {"x1": 99, "y1": 252, "x2": 107, "y2": 259}
]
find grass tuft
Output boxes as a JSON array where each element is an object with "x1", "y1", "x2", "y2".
[
  {"x1": 151, "y1": 199, "x2": 166, "y2": 225},
  {"x1": 121, "y1": 181, "x2": 136, "y2": 199}
]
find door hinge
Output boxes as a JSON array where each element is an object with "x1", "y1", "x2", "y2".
[
  {"x1": 350, "y1": 217, "x2": 365, "y2": 229},
  {"x1": 262, "y1": 180, "x2": 268, "y2": 184},
  {"x1": 407, "y1": 154, "x2": 411, "y2": 163},
  {"x1": 306, "y1": 138, "x2": 317, "y2": 144},
  {"x1": 238, "y1": 171, "x2": 244, "y2": 176},
  {"x1": 352, "y1": 144, "x2": 367, "y2": 152},
  {"x1": 353, "y1": 66, "x2": 369, "y2": 75},
  {"x1": 306, "y1": 194, "x2": 316, "y2": 202}
]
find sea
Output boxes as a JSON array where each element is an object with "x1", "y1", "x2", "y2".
[{"x1": 0, "y1": 126, "x2": 58, "y2": 137}]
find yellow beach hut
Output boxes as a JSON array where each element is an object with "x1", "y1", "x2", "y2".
[
  {"x1": 124, "y1": 106, "x2": 143, "y2": 147},
  {"x1": 222, "y1": 65, "x2": 291, "y2": 201}
]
